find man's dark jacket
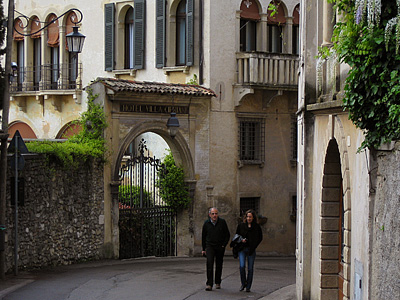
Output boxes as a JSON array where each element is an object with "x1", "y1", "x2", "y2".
[{"x1": 202, "y1": 217, "x2": 230, "y2": 250}]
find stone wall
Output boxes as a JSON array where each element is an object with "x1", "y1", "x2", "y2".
[
  {"x1": 371, "y1": 141, "x2": 400, "y2": 299},
  {"x1": 5, "y1": 154, "x2": 104, "y2": 273}
]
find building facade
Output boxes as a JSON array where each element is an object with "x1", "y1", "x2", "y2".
[
  {"x1": 7, "y1": 0, "x2": 300, "y2": 260},
  {"x1": 297, "y1": 1, "x2": 400, "y2": 300}
]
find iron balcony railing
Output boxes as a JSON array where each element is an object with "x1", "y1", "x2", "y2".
[
  {"x1": 10, "y1": 63, "x2": 82, "y2": 92},
  {"x1": 236, "y1": 52, "x2": 299, "y2": 90}
]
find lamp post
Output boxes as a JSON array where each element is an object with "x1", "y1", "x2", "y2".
[
  {"x1": 166, "y1": 112, "x2": 180, "y2": 138},
  {"x1": 0, "y1": 4, "x2": 85, "y2": 279}
]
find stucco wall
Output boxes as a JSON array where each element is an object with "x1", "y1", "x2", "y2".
[
  {"x1": 4, "y1": 155, "x2": 105, "y2": 272},
  {"x1": 370, "y1": 142, "x2": 400, "y2": 299}
]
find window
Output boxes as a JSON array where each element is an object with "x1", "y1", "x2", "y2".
[
  {"x1": 240, "y1": 19, "x2": 257, "y2": 52},
  {"x1": 239, "y1": 117, "x2": 265, "y2": 163},
  {"x1": 268, "y1": 25, "x2": 282, "y2": 53},
  {"x1": 239, "y1": 0, "x2": 260, "y2": 52},
  {"x1": 50, "y1": 47, "x2": 59, "y2": 89},
  {"x1": 17, "y1": 40, "x2": 25, "y2": 91},
  {"x1": 66, "y1": 12, "x2": 78, "y2": 88},
  {"x1": 31, "y1": 17, "x2": 41, "y2": 90},
  {"x1": 47, "y1": 14, "x2": 59, "y2": 90},
  {"x1": 13, "y1": 18, "x2": 25, "y2": 91},
  {"x1": 292, "y1": 4, "x2": 300, "y2": 55},
  {"x1": 156, "y1": 0, "x2": 193, "y2": 68},
  {"x1": 240, "y1": 197, "x2": 260, "y2": 216},
  {"x1": 267, "y1": 1, "x2": 286, "y2": 53},
  {"x1": 125, "y1": 7, "x2": 134, "y2": 69},
  {"x1": 176, "y1": 0, "x2": 186, "y2": 65},
  {"x1": 104, "y1": 0, "x2": 145, "y2": 71}
]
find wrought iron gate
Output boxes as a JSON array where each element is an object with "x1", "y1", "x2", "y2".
[{"x1": 118, "y1": 139, "x2": 176, "y2": 259}]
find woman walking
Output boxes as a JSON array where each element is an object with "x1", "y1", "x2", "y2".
[{"x1": 235, "y1": 209, "x2": 263, "y2": 292}]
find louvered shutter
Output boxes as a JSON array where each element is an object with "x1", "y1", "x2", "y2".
[
  {"x1": 186, "y1": 0, "x2": 194, "y2": 66},
  {"x1": 134, "y1": 0, "x2": 145, "y2": 69},
  {"x1": 104, "y1": 3, "x2": 115, "y2": 71},
  {"x1": 156, "y1": 0, "x2": 166, "y2": 68}
]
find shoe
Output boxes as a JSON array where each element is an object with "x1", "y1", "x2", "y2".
[
  {"x1": 205, "y1": 285, "x2": 212, "y2": 291},
  {"x1": 215, "y1": 284, "x2": 221, "y2": 289},
  {"x1": 240, "y1": 285, "x2": 245, "y2": 291},
  {"x1": 246, "y1": 288, "x2": 250, "y2": 292}
]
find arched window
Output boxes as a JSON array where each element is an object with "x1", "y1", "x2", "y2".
[
  {"x1": 125, "y1": 7, "x2": 134, "y2": 69},
  {"x1": 31, "y1": 17, "x2": 41, "y2": 90},
  {"x1": 239, "y1": 0, "x2": 260, "y2": 52},
  {"x1": 176, "y1": 0, "x2": 187, "y2": 65},
  {"x1": 47, "y1": 14, "x2": 59, "y2": 90},
  {"x1": 267, "y1": 1, "x2": 286, "y2": 53},
  {"x1": 13, "y1": 18, "x2": 25, "y2": 91},
  {"x1": 292, "y1": 4, "x2": 300, "y2": 55},
  {"x1": 66, "y1": 12, "x2": 78, "y2": 88}
]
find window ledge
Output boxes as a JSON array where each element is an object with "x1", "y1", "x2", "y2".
[
  {"x1": 163, "y1": 66, "x2": 190, "y2": 75},
  {"x1": 113, "y1": 69, "x2": 137, "y2": 77},
  {"x1": 237, "y1": 160, "x2": 264, "y2": 168}
]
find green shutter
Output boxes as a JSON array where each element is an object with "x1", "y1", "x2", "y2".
[
  {"x1": 104, "y1": 3, "x2": 115, "y2": 71},
  {"x1": 186, "y1": 0, "x2": 194, "y2": 66},
  {"x1": 134, "y1": 0, "x2": 145, "y2": 69},
  {"x1": 156, "y1": 0, "x2": 166, "y2": 68}
]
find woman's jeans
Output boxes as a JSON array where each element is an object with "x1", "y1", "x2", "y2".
[{"x1": 239, "y1": 247, "x2": 256, "y2": 289}]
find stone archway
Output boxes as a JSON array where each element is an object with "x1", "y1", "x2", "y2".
[
  {"x1": 320, "y1": 137, "x2": 351, "y2": 300},
  {"x1": 113, "y1": 120, "x2": 195, "y2": 183}
]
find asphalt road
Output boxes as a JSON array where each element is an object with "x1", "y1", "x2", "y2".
[{"x1": 0, "y1": 256, "x2": 295, "y2": 300}]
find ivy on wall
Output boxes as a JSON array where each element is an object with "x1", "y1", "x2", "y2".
[
  {"x1": 27, "y1": 88, "x2": 108, "y2": 168},
  {"x1": 324, "y1": 0, "x2": 400, "y2": 150}
]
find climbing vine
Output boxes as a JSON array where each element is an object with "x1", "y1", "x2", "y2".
[{"x1": 324, "y1": 0, "x2": 400, "y2": 150}]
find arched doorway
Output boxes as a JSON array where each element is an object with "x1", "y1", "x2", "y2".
[
  {"x1": 117, "y1": 132, "x2": 178, "y2": 259},
  {"x1": 320, "y1": 139, "x2": 351, "y2": 299}
]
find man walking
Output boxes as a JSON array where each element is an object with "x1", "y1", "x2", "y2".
[{"x1": 201, "y1": 207, "x2": 230, "y2": 291}]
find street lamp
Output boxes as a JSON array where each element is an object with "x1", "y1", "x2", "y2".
[
  {"x1": 166, "y1": 112, "x2": 180, "y2": 138},
  {"x1": 66, "y1": 26, "x2": 86, "y2": 53}
]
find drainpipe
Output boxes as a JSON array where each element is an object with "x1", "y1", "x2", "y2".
[{"x1": 199, "y1": 0, "x2": 203, "y2": 85}]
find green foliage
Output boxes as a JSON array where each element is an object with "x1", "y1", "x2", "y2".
[
  {"x1": 186, "y1": 74, "x2": 198, "y2": 85},
  {"x1": 26, "y1": 88, "x2": 108, "y2": 168},
  {"x1": 156, "y1": 151, "x2": 191, "y2": 211},
  {"x1": 324, "y1": 0, "x2": 400, "y2": 150},
  {"x1": 119, "y1": 185, "x2": 153, "y2": 208}
]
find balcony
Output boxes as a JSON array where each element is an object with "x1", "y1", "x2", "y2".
[
  {"x1": 10, "y1": 63, "x2": 82, "y2": 93},
  {"x1": 236, "y1": 52, "x2": 299, "y2": 91}
]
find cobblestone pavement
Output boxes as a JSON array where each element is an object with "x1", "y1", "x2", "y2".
[{"x1": 0, "y1": 256, "x2": 295, "y2": 300}]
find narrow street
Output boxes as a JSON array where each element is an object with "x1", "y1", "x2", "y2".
[{"x1": 0, "y1": 256, "x2": 295, "y2": 300}]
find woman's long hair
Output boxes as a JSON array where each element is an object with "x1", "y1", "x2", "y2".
[{"x1": 243, "y1": 209, "x2": 258, "y2": 224}]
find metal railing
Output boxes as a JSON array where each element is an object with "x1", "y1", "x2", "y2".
[
  {"x1": 10, "y1": 63, "x2": 82, "y2": 92},
  {"x1": 236, "y1": 52, "x2": 299, "y2": 89}
]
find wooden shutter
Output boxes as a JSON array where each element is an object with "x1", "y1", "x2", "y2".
[
  {"x1": 134, "y1": 0, "x2": 145, "y2": 69},
  {"x1": 156, "y1": 0, "x2": 166, "y2": 68},
  {"x1": 186, "y1": 0, "x2": 194, "y2": 66},
  {"x1": 104, "y1": 3, "x2": 115, "y2": 71}
]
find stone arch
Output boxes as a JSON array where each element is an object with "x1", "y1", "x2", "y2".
[
  {"x1": 112, "y1": 120, "x2": 195, "y2": 183},
  {"x1": 319, "y1": 116, "x2": 351, "y2": 300}
]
